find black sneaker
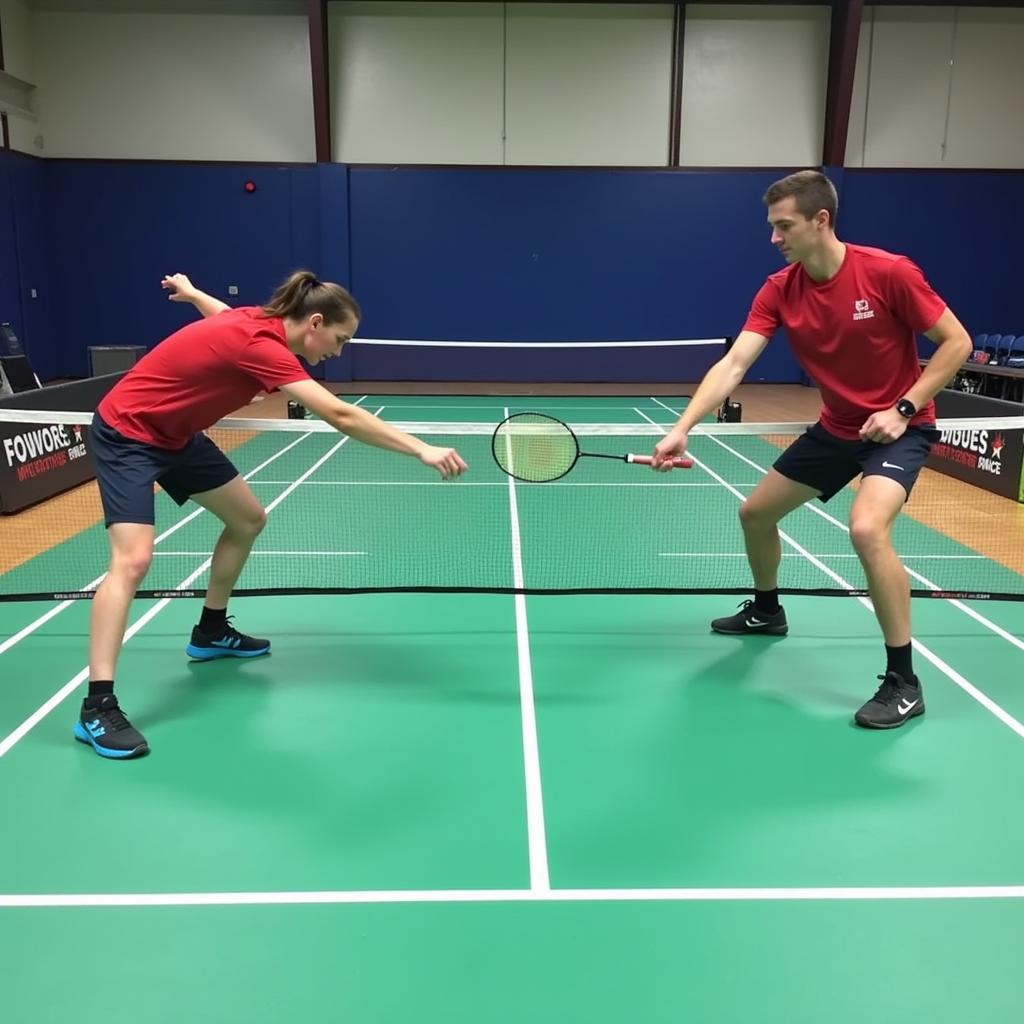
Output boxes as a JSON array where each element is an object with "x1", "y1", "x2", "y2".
[
  {"x1": 185, "y1": 616, "x2": 271, "y2": 661},
  {"x1": 711, "y1": 599, "x2": 788, "y2": 636},
  {"x1": 854, "y1": 671, "x2": 925, "y2": 729},
  {"x1": 73, "y1": 695, "x2": 149, "y2": 759}
]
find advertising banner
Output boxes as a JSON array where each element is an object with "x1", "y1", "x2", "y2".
[{"x1": 929, "y1": 391, "x2": 1024, "y2": 503}]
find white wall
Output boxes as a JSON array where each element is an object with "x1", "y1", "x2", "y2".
[
  {"x1": 331, "y1": 2, "x2": 672, "y2": 166},
  {"x1": 503, "y1": 4, "x2": 672, "y2": 166},
  {"x1": 28, "y1": 6, "x2": 315, "y2": 160},
  {"x1": 0, "y1": 0, "x2": 41, "y2": 153},
  {"x1": 944, "y1": 8, "x2": 1024, "y2": 169},
  {"x1": 1, "y1": 0, "x2": 34, "y2": 82},
  {"x1": 4, "y1": 1, "x2": 1024, "y2": 168},
  {"x1": 330, "y1": 2, "x2": 505, "y2": 165},
  {"x1": 678, "y1": 4, "x2": 830, "y2": 167},
  {"x1": 853, "y1": 7, "x2": 953, "y2": 167},
  {"x1": 847, "y1": 6, "x2": 1024, "y2": 168}
]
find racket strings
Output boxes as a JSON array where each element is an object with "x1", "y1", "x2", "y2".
[{"x1": 492, "y1": 414, "x2": 578, "y2": 483}]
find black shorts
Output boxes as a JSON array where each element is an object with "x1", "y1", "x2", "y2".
[
  {"x1": 90, "y1": 413, "x2": 239, "y2": 527},
  {"x1": 773, "y1": 421, "x2": 940, "y2": 503}
]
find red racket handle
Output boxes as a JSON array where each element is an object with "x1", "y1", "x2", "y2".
[{"x1": 626, "y1": 454, "x2": 693, "y2": 469}]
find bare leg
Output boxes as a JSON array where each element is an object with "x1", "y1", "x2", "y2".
[
  {"x1": 89, "y1": 523, "x2": 154, "y2": 680},
  {"x1": 849, "y1": 475, "x2": 925, "y2": 728},
  {"x1": 738, "y1": 469, "x2": 821, "y2": 589},
  {"x1": 80, "y1": 522, "x2": 152, "y2": 758},
  {"x1": 190, "y1": 476, "x2": 268, "y2": 609},
  {"x1": 849, "y1": 475, "x2": 910, "y2": 646}
]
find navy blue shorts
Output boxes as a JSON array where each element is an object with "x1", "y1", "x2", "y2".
[
  {"x1": 90, "y1": 413, "x2": 239, "y2": 527},
  {"x1": 773, "y1": 422, "x2": 940, "y2": 503}
]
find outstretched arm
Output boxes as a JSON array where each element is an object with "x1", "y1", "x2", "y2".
[
  {"x1": 650, "y1": 330, "x2": 771, "y2": 469},
  {"x1": 280, "y1": 378, "x2": 468, "y2": 479},
  {"x1": 161, "y1": 273, "x2": 231, "y2": 318}
]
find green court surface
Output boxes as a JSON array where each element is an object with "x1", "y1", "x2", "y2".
[{"x1": 1, "y1": 395, "x2": 1023, "y2": 1023}]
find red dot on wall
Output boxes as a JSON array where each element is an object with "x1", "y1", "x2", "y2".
[{"x1": 244, "y1": 181, "x2": 257, "y2": 194}]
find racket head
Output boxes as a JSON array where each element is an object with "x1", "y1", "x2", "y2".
[{"x1": 491, "y1": 412, "x2": 580, "y2": 483}]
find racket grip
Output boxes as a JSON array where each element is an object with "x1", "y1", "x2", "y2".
[{"x1": 627, "y1": 454, "x2": 693, "y2": 469}]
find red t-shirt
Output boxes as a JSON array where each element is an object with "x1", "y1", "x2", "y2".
[
  {"x1": 97, "y1": 307, "x2": 309, "y2": 449},
  {"x1": 742, "y1": 244, "x2": 947, "y2": 439}
]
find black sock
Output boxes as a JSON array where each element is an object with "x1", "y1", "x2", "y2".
[
  {"x1": 753, "y1": 589, "x2": 780, "y2": 615},
  {"x1": 87, "y1": 680, "x2": 114, "y2": 700},
  {"x1": 200, "y1": 606, "x2": 228, "y2": 634},
  {"x1": 885, "y1": 643, "x2": 915, "y2": 683}
]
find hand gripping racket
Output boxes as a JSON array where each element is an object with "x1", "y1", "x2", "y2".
[{"x1": 491, "y1": 412, "x2": 692, "y2": 483}]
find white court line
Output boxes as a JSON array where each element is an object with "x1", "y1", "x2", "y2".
[
  {"x1": 345, "y1": 404, "x2": 686, "y2": 412},
  {"x1": 660, "y1": 553, "x2": 987, "y2": 560},
  {"x1": 0, "y1": 603, "x2": 78, "y2": 658},
  {"x1": 158, "y1": 551, "x2": 1004, "y2": 562},
  {"x1": 502, "y1": 406, "x2": 550, "y2": 893},
  {"x1": 646, "y1": 399, "x2": 1024, "y2": 735},
  {"x1": 3, "y1": 884, "x2": 1024, "y2": 908},
  {"x1": 212, "y1": 419, "x2": 695, "y2": 435},
  {"x1": 246, "y1": 480, "x2": 742, "y2": 488},
  {"x1": 0, "y1": 401, "x2": 375, "y2": 760},
  {"x1": 152, "y1": 551, "x2": 367, "y2": 557}
]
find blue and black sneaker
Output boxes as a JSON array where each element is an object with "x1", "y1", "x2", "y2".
[
  {"x1": 74, "y1": 695, "x2": 149, "y2": 759},
  {"x1": 185, "y1": 616, "x2": 271, "y2": 661}
]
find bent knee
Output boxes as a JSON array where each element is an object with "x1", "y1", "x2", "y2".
[
  {"x1": 236, "y1": 506, "x2": 267, "y2": 536},
  {"x1": 849, "y1": 515, "x2": 889, "y2": 553},
  {"x1": 111, "y1": 548, "x2": 153, "y2": 583},
  {"x1": 738, "y1": 499, "x2": 776, "y2": 530}
]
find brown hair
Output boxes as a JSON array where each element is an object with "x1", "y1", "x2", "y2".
[
  {"x1": 261, "y1": 270, "x2": 361, "y2": 324},
  {"x1": 763, "y1": 170, "x2": 838, "y2": 227}
]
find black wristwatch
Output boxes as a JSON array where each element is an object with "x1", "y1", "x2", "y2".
[{"x1": 895, "y1": 398, "x2": 917, "y2": 419}]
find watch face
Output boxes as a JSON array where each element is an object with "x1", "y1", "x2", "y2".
[{"x1": 897, "y1": 400, "x2": 915, "y2": 418}]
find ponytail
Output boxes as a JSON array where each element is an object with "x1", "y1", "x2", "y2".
[{"x1": 262, "y1": 270, "x2": 360, "y2": 324}]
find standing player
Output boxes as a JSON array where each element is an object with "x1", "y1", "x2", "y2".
[
  {"x1": 78, "y1": 271, "x2": 467, "y2": 759},
  {"x1": 651, "y1": 171, "x2": 972, "y2": 728}
]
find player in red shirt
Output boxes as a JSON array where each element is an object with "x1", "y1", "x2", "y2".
[
  {"x1": 77, "y1": 270, "x2": 467, "y2": 759},
  {"x1": 651, "y1": 171, "x2": 972, "y2": 729}
]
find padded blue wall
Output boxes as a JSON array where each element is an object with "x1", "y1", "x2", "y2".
[
  {"x1": 38, "y1": 161, "x2": 342, "y2": 379},
  {"x1": 346, "y1": 167, "x2": 802, "y2": 382},
  {"x1": 2, "y1": 152, "x2": 1020, "y2": 384},
  {"x1": 838, "y1": 169, "x2": 1023, "y2": 347},
  {"x1": 6, "y1": 153, "x2": 54, "y2": 378},
  {"x1": 0, "y1": 155, "x2": 26, "y2": 363}
]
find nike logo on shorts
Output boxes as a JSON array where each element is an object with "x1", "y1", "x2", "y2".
[{"x1": 882, "y1": 461, "x2": 904, "y2": 471}]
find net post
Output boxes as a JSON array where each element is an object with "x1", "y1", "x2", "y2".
[{"x1": 717, "y1": 337, "x2": 742, "y2": 422}]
